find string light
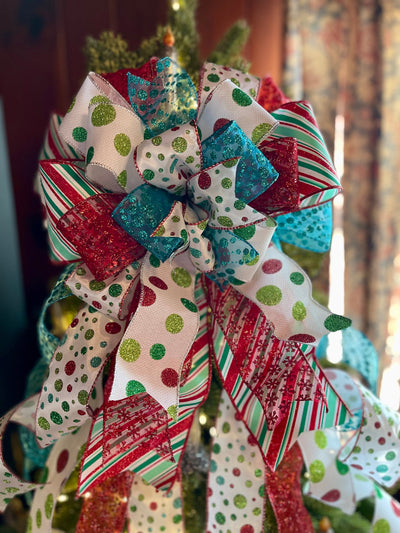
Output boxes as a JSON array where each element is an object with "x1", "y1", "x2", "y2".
[
  {"x1": 171, "y1": 1, "x2": 180, "y2": 11},
  {"x1": 57, "y1": 494, "x2": 68, "y2": 503},
  {"x1": 199, "y1": 413, "x2": 207, "y2": 425}
]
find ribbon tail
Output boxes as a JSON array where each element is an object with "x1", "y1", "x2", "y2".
[
  {"x1": 78, "y1": 274, "x2": 210, "y2": 494},
  {"x1": 35, "y1": 306, "x2": 125, "y2": 446},
  {"x1": 109, "y1": 252, "x2": 199, "y2": 416},
  {"x1": 265, "y1": 442, "x2": 314, "y2": 533},
  {"x1": 76, "y1": 471, "x2": 134, "y2": 533},
  {"x1": 235, "y1": 243, "x2": 351, "y2": 344},
  {"x1": 371, "y1": 484, "x2": 400, "y2": 532},
  {"x1": 206, "y1": 390, "x2": 266, "y2": 532},
  {"x1": 0, "y1": 398, "x2": 41, "y2": 511},
  {"x1": 128, "y1": 474, "x2": 185, "y2": 532},
  {"x1": 28, "y1": 421, "x2": 91, "y2": 533}
]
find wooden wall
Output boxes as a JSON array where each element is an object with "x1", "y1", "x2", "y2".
[{"x1": 0, "y1": 0, "x2": 283, "y2": 408}]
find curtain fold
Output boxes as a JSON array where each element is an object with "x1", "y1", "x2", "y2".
[{"x1": 282, "y1": 0, "x2": 400, "y2": 363}]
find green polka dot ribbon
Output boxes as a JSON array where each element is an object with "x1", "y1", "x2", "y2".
[
  {"x1": 207, "y1": 391, "x2": 266, "y2": 533},
  {"x1": 27, "y1": 422, "x2": 90, "y2": 533},
  {"x1": 127, "y1": 474, "x2": 184, "y2": 532},
  {"x1": 0, "y1": 401, "x2": 40, "y2": 512},
  {"x1": 35, "y1": 307, "x2": 125, "y2": 447},
  {"x1": 299, "y1": 369, "x2": 400, "y2": 528},
  {"x1": 233, "y1": 242, "x2": 351, "y2": 345},
  {"x1": 78, "y1": 276, "x2": 209, "y2": 496},
  {"x1": 109, "y1": 252, "x2": 199, "y2": 415}
]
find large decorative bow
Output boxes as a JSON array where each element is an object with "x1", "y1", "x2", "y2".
[{"x1": 0, "y1": 59, "x2": 370, "y2": 533}]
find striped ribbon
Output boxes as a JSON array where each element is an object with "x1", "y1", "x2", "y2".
[
  {"x1": 211, "y1": 323, "x2": 348, "y2": 469},
  {"x1": 78, "y1": 275, "x2": 210, "y2": 495},
  {"x1": 39, "y1": 161, "x2": 99, "y2": 262},
  {"x1": 270, "y1": 101, "x2": 341, "y2": 207}
]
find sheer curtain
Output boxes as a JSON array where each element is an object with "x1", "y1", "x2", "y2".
[{"x1": 282, "y1": 0, "x2": 400, "y2": 369}]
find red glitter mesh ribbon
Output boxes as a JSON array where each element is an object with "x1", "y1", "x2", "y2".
[
  {"x1": 102, "y1": 58, "x2": 160, "y2": 104},
  {"x1": 101, "y1": 359, "x2": 173, "y2": 469},
  {"x1": 265, "y1": 443, "x2": 314, "y2": 533},
  {"x1": 57, "y1": 193, "x2": 146, "y2": 280},
  {"x1": 208, "y1": 281, "x2": 325, "y2": 430},
  {"x1": 257, "y1": 76, "x2": 290, "y2": 112},
  {"x1": 250, "y1": 137, "x2": 300, "y2": 215},
  {"x1": 102, "y1": 393, "x2": 173, "y2": 465},
  {"x1": 75, "y1": 471, "x2": 134, "y2": 533}
]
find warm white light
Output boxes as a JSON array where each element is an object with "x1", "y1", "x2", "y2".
[
  {"x1": 209, "y1": 426, "x2": 217, "y2": 437},
  {"x1": 57, "y1": 494, "x2": 68, "y2": 503},
  {"x1": 172, "y1": 1, "x2": 180, "y2": 11},
  {"x1": 199, "y1": 413, "x2": 207, "y2": 425},
  {"x1": 83, "y1": 492, "x2": 92, "y2": 499}
]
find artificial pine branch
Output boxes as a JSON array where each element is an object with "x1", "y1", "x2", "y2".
[
  {"x1": 167, "y1": 0, "x2": 201, "y2": 81},
  {"x1": 208, "y1": 20, "x2": 251, "y2": 72}
]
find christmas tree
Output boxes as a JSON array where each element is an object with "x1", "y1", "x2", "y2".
[{"x1": 1, "y1": 2, "x2": 400, "y2": 532}]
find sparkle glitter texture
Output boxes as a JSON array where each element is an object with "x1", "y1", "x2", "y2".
[
  {"x1": 128, "y1": 57, "x2": 197, "y2": 136},
  {"x1": 57, "y1": 193, "x2": 145, "y2": 280}
]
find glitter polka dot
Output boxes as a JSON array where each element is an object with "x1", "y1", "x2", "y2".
[
  {"x1": 38, "y1": 417, "x2": 50, "y2": 430},
  {"x1": 309, "y1": 460, "x2": 325, "y2": 483},
  {"x1": 72, "y1": 126, "x2": 87, "y2": 142},
  {"x1": 314, "y1": 430, "x2": 327, "y2": 449},
  {"x1": 289, "y1": 272, "x2": 305, "y2": 285},
  {"x1": 171, "y1": 267, "x2": 192, "y2": 287},
  {"x1": 198, "y1": 172, "x2": 211, "y2": 189},
  {"x1": 126, "y1": 380, "x2": 146, "y2": 395},
  {"x1": 165, "y1": 314, "x2": 184, "y2": 333},
  {"x1": 232, "y1": 88, "x2": 252, "y2": 107},
  {"x1": 288, "y1": 333, "x2": 316, "y2": 343},
  {"x1": 256, "y1": 285, "x2": 282, "y2": 306},
  {"x1": 105, "y1": 322, "x2": 122, "y2": 334},
  {"x1": 217, "y1": 216, "x2": 233, "y2": 227},
  {"x1": 251, "y1": 123, "x2": 271, "y2": 144},
  {"x1": 262, "y1": 259, "x2": 282, "y2": 274},
  {"x1": 150, "y1": 343, "x2": 166, "y2": 360},
  {"x1": 91, "y1": 104, "x2": 116, "y2": 126},
  {"x1": 233, "y1": 494, "x2": 247, "y2": 509},
  {"x1": 233, "y1": 225, "x2": 256, "y2": 240},
  {"x1": 56, "y1": 450, "x2": 69, "y2": 473},
  {"x1": 292, "y1": 301, "x2": 307, "y2": 321},
  {"x1": 161, "y1": 368, "x2": 179, "y2": 387},
  {"x1": 180, "y1": 298, "x2": 198, "y2": 312},
  {"x1": 324, "y1": 314, "x2": 352, "y2": 332},
  {"x1": 114, "y1": 133, "x2": 131, "y2": 156},
  {"x1": 372, "y1": 519, "x2": 390, "y2": 533},
  {"x1": 86, "y1": 146, "x2": 94, "y2": 164},
  {"x1": 172, "y1": 137, "x2": 187, "y2": 153},
  {"x1": 141, "y1": 286, "x2": 156, "y2": 306},
  {"x1": 143, "y1": 169, "x2": 155, "y2": 181},
  {"x1": 321, "y1": 489, "x2": 340, "y2": 502},
  {"x1": 89, "y1": 280, "x2": 106, "y2": 291},
  {"x1": 149, "y1": 276, "x2": 168, "y2": 290},
  {"x1": 120, "y1": 339, "x2": 141, "y2": 362}
]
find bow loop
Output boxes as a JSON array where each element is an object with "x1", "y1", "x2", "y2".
[
  {"x1": 134, "y1": 121, "x2": 202, "y2": 196},
  {"x1": 128, "y1": 57, "x2": 198, "y2": 136}
]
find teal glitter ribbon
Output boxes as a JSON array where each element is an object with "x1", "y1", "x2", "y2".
[
  {"x1": 127, "y1": 57, "x2": 198, "y2": 136},
  {"x1": 275, "y1": 202, "x2": 333, "y2": 253},
  {"x1": 113, "y1": 120, "x2": 278, "y2": 285}
]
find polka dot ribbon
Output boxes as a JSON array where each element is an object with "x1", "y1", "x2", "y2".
[
  {"x1": 299, "y1": 369, "x2": 400, "y2": 531},
  {"x1": 206, "y1": 390, "x2": 266, "y2": 533},
  {"x1": 109, "y1": 251, "x2": 199, "y2": 416}
]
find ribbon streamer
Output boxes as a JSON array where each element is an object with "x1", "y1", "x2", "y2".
[{"x1": 206, "y1": 390, "x2": 266, "y2": 533}]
